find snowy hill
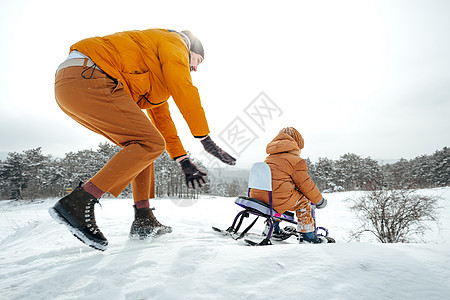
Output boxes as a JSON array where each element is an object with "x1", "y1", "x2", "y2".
[{"x1": 1, "y1": 188, "x2": 450, "y2": 300}]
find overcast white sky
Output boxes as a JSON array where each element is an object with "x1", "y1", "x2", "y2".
[{"x1": 0, "y1": 0, "x2": 449, "y2": 168}]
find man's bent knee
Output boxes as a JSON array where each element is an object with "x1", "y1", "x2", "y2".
[{"x1": 140, "y1": 134, "x2": 166, "y2": 160}]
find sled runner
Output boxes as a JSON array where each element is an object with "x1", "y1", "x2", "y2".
[{"x1": 213, "y1": 162, "x2": 334, "y2": 245}]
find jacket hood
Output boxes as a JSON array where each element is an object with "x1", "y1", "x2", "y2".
[{"x1": 266, "y1": 132, "x2": 300, "y2": 155}]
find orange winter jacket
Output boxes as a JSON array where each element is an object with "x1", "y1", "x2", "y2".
[
  {"x1": 250, "y1": 133, "x2": 322, "y2": 214},
  {"x1": 70, "y1": 29, "x2": 209, "y2": 158}
]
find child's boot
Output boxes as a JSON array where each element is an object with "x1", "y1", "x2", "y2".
[{"x1": 299, "y1": 231, "x2": 327, "y2": 244}]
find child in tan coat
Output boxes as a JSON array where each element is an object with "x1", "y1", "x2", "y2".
[{"x1": 250, "y1": 127, "x2": 328, "y2": 243}]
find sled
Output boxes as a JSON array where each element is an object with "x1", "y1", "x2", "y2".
[
  {"x1": 215, "y1": 162, "x2": 296, "y2": 245},
  {"x1": 214, "y1": 162, "x2": 333, "y2": 246}
]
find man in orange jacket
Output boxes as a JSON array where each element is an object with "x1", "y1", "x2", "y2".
[{"x1": 49, "y1": 29, "x2": 236, "y2": 251}]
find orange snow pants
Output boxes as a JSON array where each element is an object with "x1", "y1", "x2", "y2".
[
  {"x1": 294, "y1": 196, "x2": 315, "y2": 233},
  {"x1": 272, "y1": 195, "x2": 315, "y2": 233},
  {"x1": 55, "y1": 65, "x2": 166, "y2": 202}
]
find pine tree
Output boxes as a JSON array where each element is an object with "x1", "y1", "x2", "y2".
[
  {"x1": 432, "y1": 147, "x2": 450, "y2": 187},
  {"x1": 312, "y1": 157, "x2": 339, "y2": 191},
  {"x1": 1, "y1": 152, "x2": 28, "y2": 199},
  {"x1": 336, "y1": 153, "x2": 363, "y2": 190},
  {"x1": 358, "y1": 157, "x2": 382, "y2": 190},
  {"x1": 21, "y1": 148, "x2": 54, "y2": 199},
  {"x1": 384, "y1": 158, "x2": 413, "y2": 189}
]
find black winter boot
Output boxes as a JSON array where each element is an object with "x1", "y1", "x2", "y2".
[
  {"x1": 262, "y1": 220, "x2": 296, "y2": 241},
  {"x1": 49, "y1": 183, "x2": 108, "y2": 251},
  {"x1": 129, "y1": 205, "x2": 172, "y2": 239},
  {"x1": 299, "y1": 231, "x2": 326, "y2": 244}
]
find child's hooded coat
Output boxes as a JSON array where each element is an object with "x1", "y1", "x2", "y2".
[{"x1": 250, "y1": 132, "x2": 322, "y2": 214}]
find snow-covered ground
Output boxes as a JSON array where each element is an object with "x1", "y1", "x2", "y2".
[{"x1": 1, "y1": 188, "x2": 449, "y2": 300}]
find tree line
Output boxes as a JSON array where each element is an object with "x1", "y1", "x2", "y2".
[
  {"x1": 0, "y1": 143, "x2": 247, "y2": 200},
  {"x1": 306, "y1": 147, "x2": 449, "y2": 192},
  {"x1": 0, "y1": 144, "x2": 448, "y2": 200}
]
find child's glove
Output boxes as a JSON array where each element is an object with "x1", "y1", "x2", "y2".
[
  {"x1": 179, "y1": 157, "x2": 207, "y2": 189},
  {"x1": 200, "y1": 136, "x2": 236, "y2": 165},
  {"x1": 316, "y1": 198, "x2": 327, "y2": 209}
]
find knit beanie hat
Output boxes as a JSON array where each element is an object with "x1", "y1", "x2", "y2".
[
  {"x1": 279, "y1": 127, "x2": 304, "y2": 149},
  {"x1": 181, "y1": 30, "x2": 204, "y2": 58}
]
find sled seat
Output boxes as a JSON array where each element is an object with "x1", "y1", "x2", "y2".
[{"x1": 235, "y1": 196, "x2": 296, "y2": 223}]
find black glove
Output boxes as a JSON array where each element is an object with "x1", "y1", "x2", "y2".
[
  {"x1": 316, "y1": 198, "x2": 327, "y2": 209},
  {"x1": 179, "y1": 157, "x2": 207, "y2": 189},
  {"x1": 200, "y1": 136, "x2": 236, "y2": 165}
]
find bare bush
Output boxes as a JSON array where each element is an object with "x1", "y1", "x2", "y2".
[{"x1": 350, "y1": 189, "x2": 440, "y2": 243}]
